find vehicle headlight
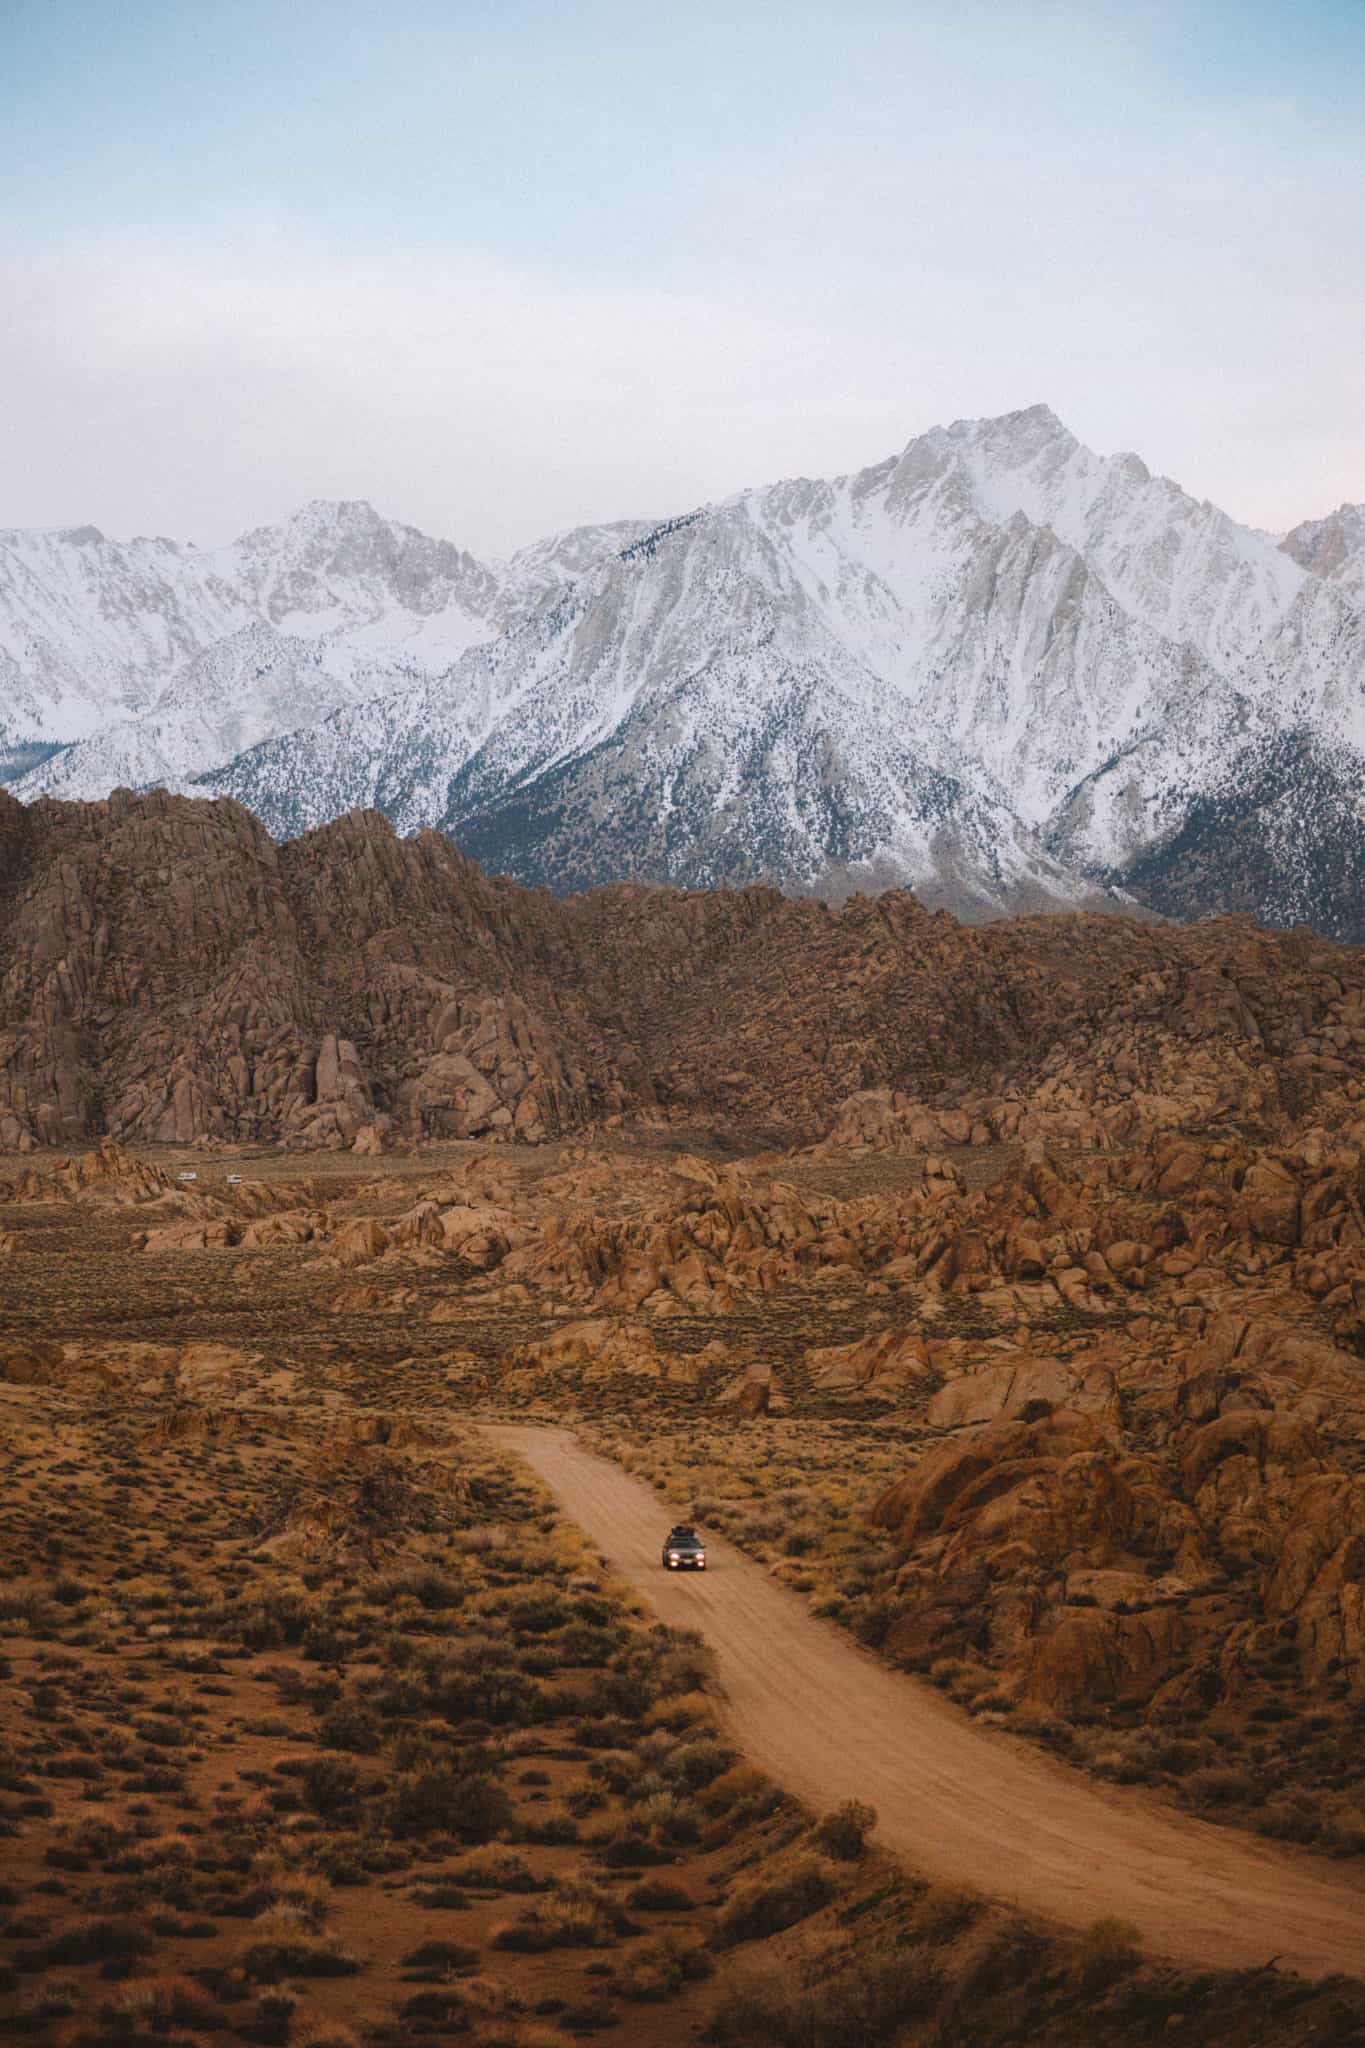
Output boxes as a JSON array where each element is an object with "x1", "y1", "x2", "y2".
[{"x1": 668, "y1": 1552, "x2": 681, "y2": 1561}]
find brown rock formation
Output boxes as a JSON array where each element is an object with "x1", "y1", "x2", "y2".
[{"x1": 7, "y1": 788, "x2": 1365, "y2": 1155}]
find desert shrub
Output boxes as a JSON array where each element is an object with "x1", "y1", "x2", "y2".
[
  {"x1": 19, "y1": 1975, "x2": 83, "y2": 2021},
  {"x1": 739, "y1": 1512, "x2": 785, "y2": 1544},
  {"x1": 491, "y1": 1891, "x2": 614, "y2": 1953},
  {"x1": 715, "y1": 1857, "x2": 834, "y2": 1945},
  {"x1": 505, "y1": 1592, "x2": 571, "y2": 1635},
  {"x1": 645, "y1": 1689, "x2": 713, "y2": 1734},
  {"x1": 241, "y1": 1919, "x2": 361, "y2": 1982},
  {"x1": 1318, "y1": 1808, "x2": 1365, "y2": 1856},
  {"x1": 316, "y1": 1694, "x2": 383, "y2": 1753},
  {"x1": 627, "y1": 1877, "x2": 697, "y2": 1911},
  {"x1": 411, "y1": 1882, "x2": 471, "y2": 1909},
  {"x1": 523, "y1": 1810, "x2": 581, "y2": 1845},
  {"x1": 813, "y1": 1799, "x2": 877, "y2": 1861},
  {"x1": 637, "y1": 1789, "x2": 701, "y2": 1845},
  {"x1": 702, "y1": 1762, "x2": 778, "y2": 1819},
  {"x1": 572, "y1": 1713, "x2": 634, "y2": 1750},
  {"x1": 303, "y1": 1616, "x2": 359, "y2": 1663},
  {"x1": 651, "y1": 1632, "x2": 717, "y2": 1695},
  {"x1": 260, "y1": 1662, "x2": 330, "y2": 1710},
  {"x1": 436, "y1": 1663, "x2": 545, "y2": 1728},
  {"x1": 453, "y1": 1849, "x2": 547, "y2": 1893},
  {"x1": 908, "y1": 1882, "x2": 982, "y2": 1942},
  {"x1": 949, "y1": 1917, "x2": 1048, "y2": 2001},
  {"x1": 1183, "y1": 1765, "x2": 1258, "y2": 1807},
  {"x1": 968, "y1": 1688, "x2": 1017, "y2": 1716},
  {"x1": 45, "y1": 1842, "x2": 92, "y2": 1869},
  {"x1": 229, "y1": 1591, "x2": 314, "y2": 1651},
  {"x1": 1256, "y1": 1793, "x2": 1322, "y2": 1845},
  {"x1": 399, "y1": 1986, "x2": 467, "y2": 2025},
  {"x1": 294, "y1": 2024, "x2": 365, "y2": 2048},
  {"x1": 371, "y1": 1566, "x2": 465, "y2": 1611},
  {"x1": 1069, "y1": 1915, "x2": 1142, "y2": 1990},
  {"x1": 0, "y1": 1586, "x2": 50, "y2": 1629},
  {"x1": 554, "y1": 1996, "x2": 619, "y2": 2032},
  {"x1": 586, "y1": 1752, "x2": 641, "y2": 1799},
  {"x1": 402, "y1": 1936, "x2": 480, "y2": 1970},
  {"x1": 1011, "y1": 1702, "x2": 1068, "y2": 1741},
  {"x1": 112, "y1": 1971, "x2": 222, "y2": 2030},
  {"x1": 266, "y1": 1870, "x2": 332, "y2": 1932},
  {"x1": 705, "y1": 1946, "x2": 943, "y2": 2046},
  {"x1": 554, "y1": 1623, "x2": 619, "y2": 1667},
  {"x1": 54, "y1": 1817, "x2": 133, "y2": 1866},
  {"x1": 44, "y1": 1916, "x2": 154, "y2": 1965},
  {"x1": 852, "y1": 1597, "x2": 899, "y2": 1648},
  {"x1": 388, "y1": 1764, "x2": 512, "y2": 1842},
  {"x1": 301, "y1": 1753, "x2": 363, "y2": 1820},
  {"x1": 594, "y1": 1821, "x2": 668, "y2": 1869},
  {"x1": 668, "y1": 1737, "x2": 733, "y2": 1790},
  {"x1": 250, "y1": 1989, "x2": 297, "y2": 2044}
]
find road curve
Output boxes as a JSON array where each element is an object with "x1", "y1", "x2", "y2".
[{"x1": 487, "y1": 1424, "x2": 1365, "y2": 1981}]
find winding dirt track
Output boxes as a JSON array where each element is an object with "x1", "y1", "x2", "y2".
[{"x1": 489, "y1": 1426, "x2": 1365, "y2": 1981}]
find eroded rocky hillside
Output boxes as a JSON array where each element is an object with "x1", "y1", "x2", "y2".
[{"x1": 4, "y1": 788, "x2": 1365, "y2": 1155}]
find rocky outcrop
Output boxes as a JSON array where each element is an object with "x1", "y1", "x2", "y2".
[
  {"x1": 823, "y1": 1077, "x2": 1365, "y2": 1732},
  {"x1": 7, "y1": 790, "x2": 1365, "y2": 1156},
  {"x1": 924, "y1": 1355, "x2": 1118, "y2": 1430},
  {"x1": 0, "y1": 794, "x2": 605, "y2": 1150},
  {"x1": 806, "y1": 1327, "x2": 931, "y2": 1394}
]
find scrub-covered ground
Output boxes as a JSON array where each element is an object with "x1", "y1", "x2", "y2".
[{"x1": 2, "y1": 1106, "x2": 1365, "y2": 2042}]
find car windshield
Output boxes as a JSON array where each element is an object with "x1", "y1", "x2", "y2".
[{"x1": 669, "y1": 1527, "x2": 699, "y2": 1543}]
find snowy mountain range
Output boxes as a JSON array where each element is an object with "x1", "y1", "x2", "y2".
[{"x1": 4, "y1": 406, "x2": 1364, "y2": 933}]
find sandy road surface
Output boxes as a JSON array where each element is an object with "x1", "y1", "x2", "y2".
[{"x1": 488, "y1": 1425, "x2": 1365, "y2": 1980}]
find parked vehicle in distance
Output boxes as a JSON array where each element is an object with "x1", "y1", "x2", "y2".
[
  {"x1": 177, "y1": 1170, "x2": 198, "y2": 1181},
  {"x1": 662, "y1": 1524, "x2": 707, "y2": 1570},
  {"x1": 226, "y1": 1174, "x2": 242, "y2": 1184}
]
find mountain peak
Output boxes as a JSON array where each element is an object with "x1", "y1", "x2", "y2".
[
  {"x1": 227, "y1": 499, "x2": 400, "y2": 554},
  {"x1": 943, "y1": 402, "x2": 1078, "y2": 452},
  {"x1": 1009, "y1": 401, "x2": 1066, "y2": 431},
  {"x1": 283, "y1": 497, "x2": 388, "y2": 534},
  {"x1": 945, "y1": 401, "x2": 1069, "y2": 437}
]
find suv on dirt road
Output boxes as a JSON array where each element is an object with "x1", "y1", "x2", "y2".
[{"x1": 662, "y1": 1524, "x2": 707, "y2": 1571}]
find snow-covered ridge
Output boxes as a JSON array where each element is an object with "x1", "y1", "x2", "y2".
[
  {"x1": 4, "y1": 408, "x2": 1363, "y2": 931},
  {"x1": 1, "y1": 498, "x2": 652, "y2": 797}
]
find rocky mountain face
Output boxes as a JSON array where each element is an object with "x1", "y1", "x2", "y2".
[
  {"x1": 188, "y1": 410, "x2": 1365, "y2": 928},
  {"x1": 5, "y1": 787, "x2": 1365, "y2": 1155},
  {"x1": 1282, "y1": 500, "x2": 1365, "y2": 608},
  {"x1": 0, "y1": 500, "x2": 648, "y2": 802},
  {"x1": 3, "y1": 412, "x2": 1364, "y2": 931},
  {"x1": 0, "y1": 502, "x2": 479, "y2": 777}
]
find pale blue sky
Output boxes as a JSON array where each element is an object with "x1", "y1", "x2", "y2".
[{"x1": 2, "y1": 0, "x2": 1362, "y2": 550}]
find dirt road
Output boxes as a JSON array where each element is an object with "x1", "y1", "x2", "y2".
[{"x1": 489, "y1": 1425, "x2": 1365, "y2": 1980}]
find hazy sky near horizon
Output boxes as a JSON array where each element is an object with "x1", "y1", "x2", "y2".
[{"x1": 2, "y1": 0, "x2": 1363, "y2": 553}]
